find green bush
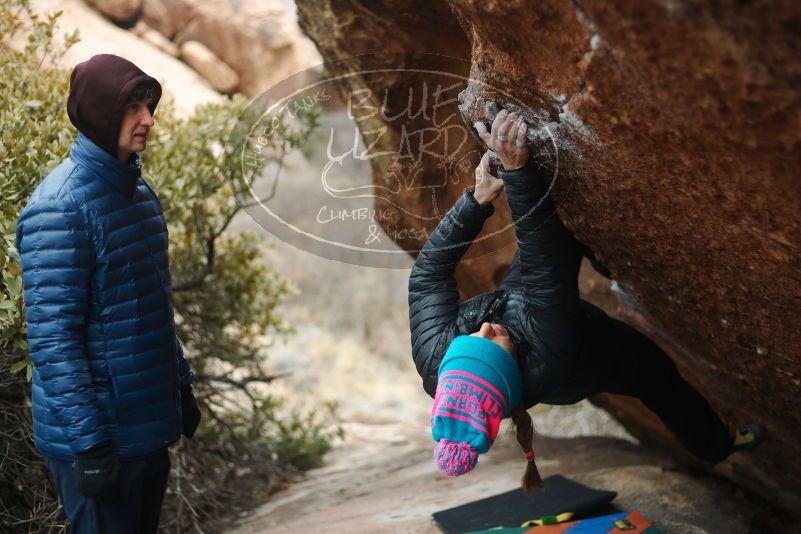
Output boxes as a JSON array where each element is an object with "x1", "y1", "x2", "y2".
[{"x1": 0, "y1": 1, "x2": 340, "y2": 531}]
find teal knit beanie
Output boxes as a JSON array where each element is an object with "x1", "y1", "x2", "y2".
[{"x1": 431, "y1": 335, "x2": 523, "y2": 476}]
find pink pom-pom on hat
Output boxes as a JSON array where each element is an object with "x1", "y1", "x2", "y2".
[{"x1": 435, "y1": 439, "x2": 479, "y2": 476}]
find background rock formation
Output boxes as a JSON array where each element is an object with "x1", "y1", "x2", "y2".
[
  {"x1": 141, "y1": 0, "x2": 321, "y2": 95},
  {"x1": 296, "y1": 0, "x2": 801, "y2": 515},
  {"x1": 86, "y1": 0, "x2": 321, "y2": 96}
]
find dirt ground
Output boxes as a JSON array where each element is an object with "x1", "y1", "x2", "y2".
[{"x1": 226, "y1": 413, "x2": 759, "y2": 534}]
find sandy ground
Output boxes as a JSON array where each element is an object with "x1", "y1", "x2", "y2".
[{"x1": 227, "y1": 418, "x2": 756, "y2": 534}]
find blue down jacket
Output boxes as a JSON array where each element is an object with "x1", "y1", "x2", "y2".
[{"x1": 16, "y1": 133, "x2": 193, "y2": 460}]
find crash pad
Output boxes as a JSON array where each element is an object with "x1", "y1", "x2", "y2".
[{"x1": 433, "y1": 475, "x2": 617, "y2": 534}]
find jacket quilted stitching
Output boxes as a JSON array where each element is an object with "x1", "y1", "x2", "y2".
[{"x1": 16, "y1": 133, "x2": 193, "y2": 460}]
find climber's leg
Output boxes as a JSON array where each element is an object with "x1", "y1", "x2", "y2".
[{"x1": 582, "y1": 303, "x2": 733, "y2": 463}]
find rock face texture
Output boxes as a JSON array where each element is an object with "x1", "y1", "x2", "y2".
[{"x1": 296, "y1": 0, "x2": 801, "y2": 514}]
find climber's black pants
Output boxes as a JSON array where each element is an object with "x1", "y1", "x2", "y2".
[
  {"x1": 576, "y1": 301, "x2": 734, "y2": 464},
  {"x1": 502, "y1": 248, "x2": 733, "y2": 464}
]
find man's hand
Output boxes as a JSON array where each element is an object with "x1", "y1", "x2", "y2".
[
  {"x1": 180, "y1": 385, "x2": 201, "y2": 438},
  {"x1": 73, "y1": 442, "x2": 122, "y2": 499},
  {"x1": 473, "y1": 150, "x2": 504, "y2": 206},
  {"x1": 474, "y1": 109, "x2": 529, "y2": 171}
]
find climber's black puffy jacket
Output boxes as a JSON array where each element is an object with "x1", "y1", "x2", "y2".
[{"x1": 408, "y1": 159, "x2": 608, "y2": 409}]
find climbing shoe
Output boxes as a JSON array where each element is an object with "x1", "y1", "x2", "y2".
[{"x1": 730, "y1": 423, "x2": 765, "y2": 452}]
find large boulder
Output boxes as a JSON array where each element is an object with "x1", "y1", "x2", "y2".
[{"x1": 295, "y1": 0, "x2": 801, "y2": 515}]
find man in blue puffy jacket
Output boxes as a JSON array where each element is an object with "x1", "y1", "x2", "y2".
[{"x1": 16, "y1": 54, "x2": 201, "y2": 533}]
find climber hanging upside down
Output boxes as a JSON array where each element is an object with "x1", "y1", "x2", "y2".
[{"x1": 407, "y1": 108, "x2": 764, "y2": 490}]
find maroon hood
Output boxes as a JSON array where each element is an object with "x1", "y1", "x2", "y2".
[{"x1": 67, "y1": 54, "x2": 162, "y2": 157}]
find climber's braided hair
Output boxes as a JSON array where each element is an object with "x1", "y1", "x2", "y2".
[{"x1": 509, "y1": 406, "x2": 544, "y2": 492}]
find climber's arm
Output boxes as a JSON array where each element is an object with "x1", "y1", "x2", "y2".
[
  {"x1": 477, "y1": 110, "x2": 582, "y2": 352},
  {"x1": 408, "y1": 189, "x2": 495, "y2": 398}
]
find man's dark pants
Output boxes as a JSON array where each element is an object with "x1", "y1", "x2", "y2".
[
  {"x1": 44, "y1": 447, "x2": 170, "y2": 533},
  {"x1": 501, "y1": 247, "x2": 733, "y2": 464}
]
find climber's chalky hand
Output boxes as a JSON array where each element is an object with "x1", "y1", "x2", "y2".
[{"x1": 474, "y1": 109, "x2": 529, "y2": 171}]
